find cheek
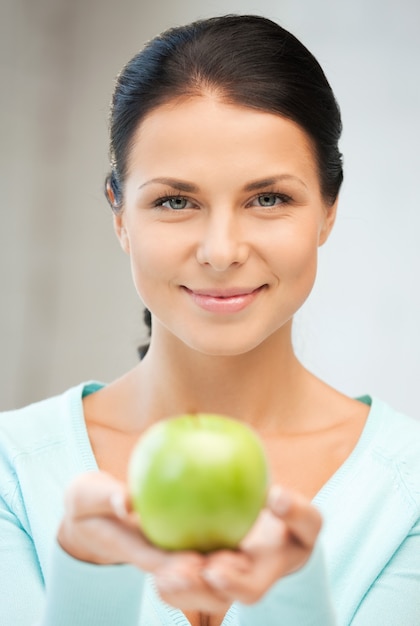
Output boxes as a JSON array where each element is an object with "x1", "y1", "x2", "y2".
[
  {"x1": 267, "y1": 222, "x2": 319, "y2": 283},
  {"x1": 127, "y1": 238, "x2": 165, "y2": 301},
  {"x1": 126, "y1": 229, "x2": 187, "y2": 308},
  {"x1": 293, "y1": 238, "x2": 319, "y2": 282}
]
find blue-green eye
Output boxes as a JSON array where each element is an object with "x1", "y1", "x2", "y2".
[
  {"x1": 161, "y1": 196, "x2": 189, "y2": 210},
  {"x1": 249, "y1": 192, "x2": 292, "y2": 208},
  {"x1": 257, "y1": 194, "x2": 281, "y2": 207}
]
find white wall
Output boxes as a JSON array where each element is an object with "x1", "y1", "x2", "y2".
[
  {"x1": 281, "y1": 1, "x2": 420, "y2": 416},
  {"x1": 1, "y1": 0, "x2": 419, "y2": 416}
]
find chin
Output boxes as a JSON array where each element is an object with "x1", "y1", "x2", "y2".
[
  {"x1": 155, "y1": 316, "x2": 284, "y2": 358},
  {"x1": 194, "y1": 345, "x2": 254, "y2": 358},
  {"x1": 181, "y1": 331, "x2": 272, "y2": 358}
]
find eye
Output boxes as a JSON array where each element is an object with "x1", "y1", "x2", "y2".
[
  {"x1": 252, "y1": 193, "x2": 290, "y2": 208},
  {"x1": 155, "y1": 196, "x2": 193, "y2": 210}
]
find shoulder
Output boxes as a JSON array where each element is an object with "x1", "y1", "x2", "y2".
[
  {"x1": 369, "y1": 397, "x2": 420, "y2": 457},
  {"x1": 367, "y1": 397, "x2": 420, "y2": 508},
  {"x1": 0, "y1": 381, "x2": 103, "y2": 516},
  {"x1": 0, "y1": 382, "x2": 102, "y2": 570},
  {"x1": 0, "y1": 382, "x2": 101, "y2": 462},
  {"x1": 318, "y1": 397, "x2": 420, "y2": 524}
]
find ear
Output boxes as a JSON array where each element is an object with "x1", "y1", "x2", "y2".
[
  {"x1": 318, "y1": 198, "x2": 338, "y2": 246},
  {"x1": 113, "y1": 212, "x2": 130, "y2": 254},
  {"x1": 105, "y1": 175, "x2": 121, "y2": 212}
]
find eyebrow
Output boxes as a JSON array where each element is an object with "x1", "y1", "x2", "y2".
[
  {"x1": 244, "y1": 175, "x2": 308, "y2": 191},
  {"x1": 138, "y1": 174, "x2": 307, "y2": 193},
  {"x1": 138, "y1": 178, "x2": 199, "y2": 192}
]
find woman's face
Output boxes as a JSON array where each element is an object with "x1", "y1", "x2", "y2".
[{"x1": 114, "y1": 96, "x2": 336, "y2": 356}]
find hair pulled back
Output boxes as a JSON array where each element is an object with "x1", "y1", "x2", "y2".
[
  {"x1": 106, "y1": 14, "x2": 343, "y2": 212},
  {"x1": 105, "y1": 15, "x2": 344, "y2": 356}
]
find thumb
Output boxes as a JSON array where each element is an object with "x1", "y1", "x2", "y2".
[{"x1": 267, "y1": 485, "x2": 322, "y2": 549}]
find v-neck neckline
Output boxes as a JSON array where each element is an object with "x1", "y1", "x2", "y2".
[{"x1": 73, "y1": 382, "x2": 377, "y2": 506}]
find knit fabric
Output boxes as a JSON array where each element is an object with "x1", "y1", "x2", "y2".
[{"x1": 1, "y1": 382, "x2": 419, "y2": 625}]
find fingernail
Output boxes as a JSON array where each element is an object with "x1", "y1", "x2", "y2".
[
  {"x1": 268, "y1": 486, "x2": 292, "y2": 515},
  {"x1": 110, "y1": 492, "x2": 127, "y2": 519},
  {"x1": 202, "y1": 568, "x2": 227, "y2": 589},
  {"x1": 156, "y1": 574, "x2": 191, "y2": 593}
]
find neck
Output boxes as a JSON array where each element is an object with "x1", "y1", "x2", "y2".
[{"x1": 134, "y1": 321, "x2": 309, "y2": 433}]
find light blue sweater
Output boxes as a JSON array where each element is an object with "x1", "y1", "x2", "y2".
[{"x1": 0, "y1": 382, "x2": 419, "y2": 625}]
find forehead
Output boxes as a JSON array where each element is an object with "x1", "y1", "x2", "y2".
[{"x1": 126, "y1": 96, "x2": 319, "y2": 187}]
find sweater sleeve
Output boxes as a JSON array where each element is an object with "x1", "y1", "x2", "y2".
[
  {"x1": 0, "y1": 488, "x2": 145, "y2": 626},
  {"x1": 0, "y1": 492, "x2": 45, "y2": 625},
  {"x1": 40, "y1": 542, "x2": 145, "y2": 626},
  {"x1": 350, "y1": 518, "x2": 420, "y2": 625},
  {"x1": 236, "y1": 539, "x2": 337, "y2": 625}
]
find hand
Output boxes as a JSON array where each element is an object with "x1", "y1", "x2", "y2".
[
  {"x1": 154, "y1": 485, "x2": 322, "y2": 612},
  {"x1": 58, "y1": 474, "x2": 321, "y2": 614},
  {"x1": 57, "y1": 471, "x2": 204, "y2": 574}
]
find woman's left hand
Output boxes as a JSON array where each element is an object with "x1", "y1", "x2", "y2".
[{"x1": 154, "y1": 485, "x2": 322, "y2": 612}]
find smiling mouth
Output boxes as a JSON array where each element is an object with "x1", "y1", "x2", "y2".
[{"x1": 182, "y1": 285, "x2": 266, "y2": 313}]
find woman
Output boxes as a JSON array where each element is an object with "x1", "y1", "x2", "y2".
[{"x1": 1, "y1": 15, "x2": 419, "y2": 626}]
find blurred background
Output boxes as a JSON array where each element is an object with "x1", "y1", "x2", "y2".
[{"x1": 1, "y1": 0, "x2": 419, "y2": 416}]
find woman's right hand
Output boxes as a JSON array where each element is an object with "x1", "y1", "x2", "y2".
[
  {"x1": 56, "y1": 471, "x2": 235, "y2": 614},
  {"x1": 57, "y1": 471, "x2": 203, "y2": 573}
]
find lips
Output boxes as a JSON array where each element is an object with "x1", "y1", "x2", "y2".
[{"x1": 182, "y1": 285, "x2": 265, "y2": 314}]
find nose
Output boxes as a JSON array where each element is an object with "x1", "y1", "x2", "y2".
[{"x1": 196, "y1": 210, "x2": 249, "y2": 271}]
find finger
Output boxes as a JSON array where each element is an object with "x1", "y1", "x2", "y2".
[
  {"x1": 201, "y1": 556, "x2": 269, "y2": 605},
  {"x1": 64, "y1": 471, "x2": 123, "y2": 518},
  {"x1": 200, "y1": 489, "x2": 322, "y2": 606},
  {"x1": 202, "y1": 545, "x2": 309, "y2": 606},
  {"x1": 65, "y1": 471, "x2": 130, "y2": 520},
  {"x1": 155, "y1": 555, "x2": 231, "y2": 613},
  {"x1": 267, "y1": 485, "x2": 322, "y2": 548},
  {"x1": 206, "y1": 549, "x2": 251, "y2": 573},
  {"x1": 156, "y1": 580, "x2": 231, "y2": 614},
  {"x1": 200, "y1": 551, "x2": 254, "y2": 604},
  {"x1": 200, "y1": 513, "x2": 285, "y2": 604},
  {"x1": 59, "y1": 505, "x2": 173, "y2": 572},
  {"x1": 59, "y1": 471, "x2": 184, "y2": 571},
  {"x1": 239, "y1": 508, "x2": 288, "y2": 553},
  {"x1": 109, "y1": 491, "x2": 141, "y2": 528}
]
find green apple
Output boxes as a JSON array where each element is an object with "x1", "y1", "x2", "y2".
[{"x1": 128, "y1": 413, "x2": 269, "y2": 552}]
